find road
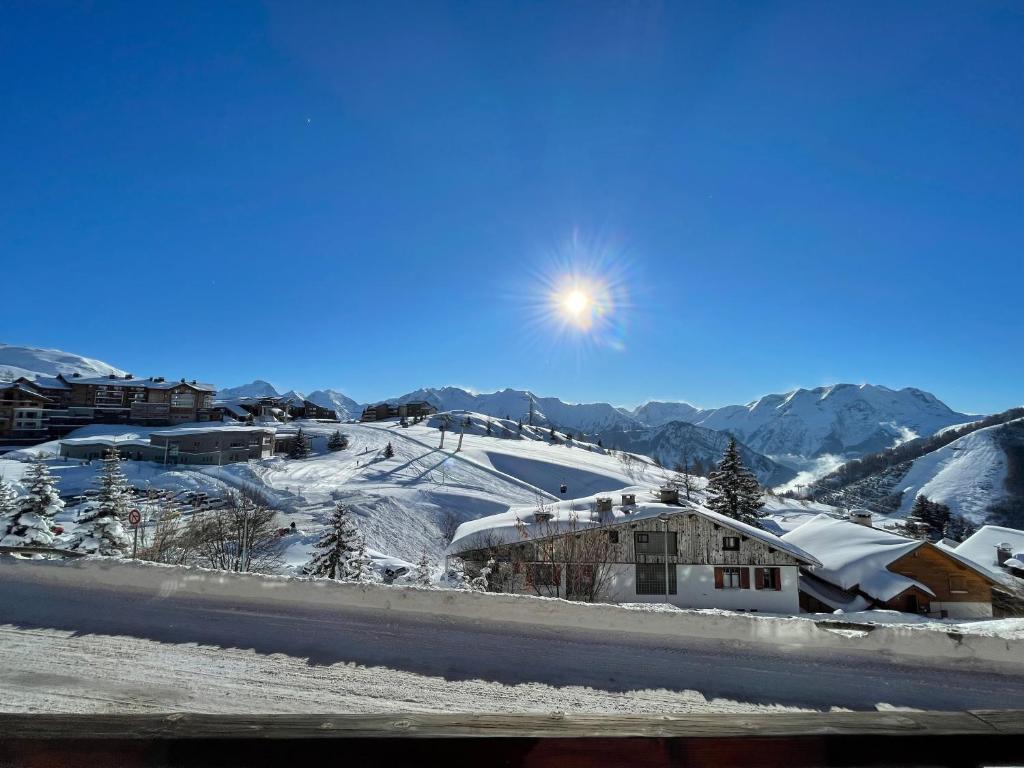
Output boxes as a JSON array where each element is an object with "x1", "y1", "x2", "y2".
[{"x1": 2, "y1": 574, "x2": 1023, "y2": 714}]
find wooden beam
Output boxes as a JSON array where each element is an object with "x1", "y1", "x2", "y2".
[{"x1": 0, "y1": 711, "x2": 1016, "y2": 740}]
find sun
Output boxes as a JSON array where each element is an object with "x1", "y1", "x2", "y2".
[{"x1": 561, "y1": 288, "x2": 591, "y2": 320}]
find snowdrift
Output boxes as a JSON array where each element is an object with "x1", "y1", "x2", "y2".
[{"x1": 3, "y1": 557, "x2": 1020, "y2": 670}]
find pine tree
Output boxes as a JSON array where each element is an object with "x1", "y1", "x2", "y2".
[
  {"x1": 70, "y1": 448, "x2": 132, "y2": 556},
  {"x1": 485, "y1": 420, "x2": 493, "y2": 436},
  {"x1": 383, "y1": 442, "x2": 395, "y2": 459},
  {"x1": 308, "y1": 502, "x2": 361, "y2": 580},
  {"x1": 346, "y1": 540, "x2": 375, "y2": 582},
  {"x1": 415, "y1": 551, "x2": 432, "y2": 587},
  {"x1": 0, "y1": 477, "x2": 18, "y2": 528},
  {"x1": 327, "y1": 430, "x2": 348, "y2": 452},
  {"x1": 705, "y1": 438, "x2": 765, "y2": 527},
  {"x1": 0, "y1": 457, "x2": 63, "y2": 549},
  {"x1": 287, "y1": 428, "x2": 311, "y2": 459}
]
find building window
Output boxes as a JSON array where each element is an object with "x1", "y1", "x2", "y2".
[
  {"x1": 715, "y1": 567, "x2": 746, "y2": 589},
  {"x1": 757, "y1": 567, "x2": 781, "y2": 591},
  {"x1": 94, "y1": 388, "x2": 124, "y2": 407},
  {"x1": 723, "y1": 536, "x2": 740, "y2": 551},
  {"x1": 634, "y1": 530, "x2": 677, "y2": 555},
  {"x1": 526, "y1": 564, "x2": 560, "y2": 587},
  {"x1": 607, "y1": 530, "x2": 619, "y2": 544},
  {"x1": 566, "y1": 564, "x2": 596, "y2": 599},
  {"x1": 171, "y1": 392, "x2": 196, "y2": 408},
  {"x1": 635, "y1": 563, "x2": 676, "y2": 595},
  {"x1": 949, "y1": 576, "x2": 967, "y2": 594}
]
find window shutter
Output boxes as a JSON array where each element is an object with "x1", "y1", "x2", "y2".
[
  {"x1": 714, "y1": 567, "x2": 723, "y2": 589},
  {"x1": 772, "y1": 567, "x2": 782, "y2": 591},
  {"x1": 754, "y1": 568, "x2": 764, "y2": 590},
  {"x1": 740, "y1": 568, "x2": 750, "y2": 590}
]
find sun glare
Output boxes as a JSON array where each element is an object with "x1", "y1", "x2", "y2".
[{"x1": 562, "y1": 289, "x2": 590, "y2": 320}]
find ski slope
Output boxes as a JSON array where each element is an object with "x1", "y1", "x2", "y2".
[
  {"x1": 894, "y1": 422, "x2": 1011, "y2": 521},
  {"x1": 0, "y1": 416, "x2": 665, "y2": 567}
]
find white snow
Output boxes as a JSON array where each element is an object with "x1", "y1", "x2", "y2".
[
  {"x1": 893, "y1": 421, "x2": 1014, "y2": 521},
  {"x1": 0, "y1": 343, "x2": 126, "y2": 381},
  {"x1": 781, "y1": 515, "x2": 928, "y2": 601},
  {"x1": 938, "y1": 525, "x2": 1024, "y2": 582},
  {"x1": 1, "y1": 557, "x2": 1023, "y2": 715}
]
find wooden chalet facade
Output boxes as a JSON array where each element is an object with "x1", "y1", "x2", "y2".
[
  {"x1": 361, "y1": 401, "x2": 437, "y2": 422},
  {"x1": 451, "y1": 494, "x2": 820, "y2": 613},
  {"x1": 783, "y1": 515, "x2": 997, "y2": 619}
]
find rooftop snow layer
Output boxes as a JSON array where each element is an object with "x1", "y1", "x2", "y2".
[
  {"x1": 938, "y1": 525, "x2": 1024, "y2": 582},
  {"x1": 781, "y1": 514, "x2": 931, "y2": 601},
  {"x1": 448, "y1": 485, "x2": 821, "y2": 566}
]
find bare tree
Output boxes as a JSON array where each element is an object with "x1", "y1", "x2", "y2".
[
  {"x1": 184, "y1": 490, "x2": 284, "y2": 574},
  {"x1": 437, "y1": 509, "x2": 461, "y2": 545}
]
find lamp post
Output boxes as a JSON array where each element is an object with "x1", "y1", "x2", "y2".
[{"x1": 657, "y1": 512, "x2": 671, "y2": 604}]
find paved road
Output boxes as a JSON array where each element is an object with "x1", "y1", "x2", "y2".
[{"x1": 1, "y1": 575, "x2": 1022, "y2": 714}]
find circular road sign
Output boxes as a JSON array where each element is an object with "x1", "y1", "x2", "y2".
[{"x1": 128, "y1": 509, "x2": 142, "y2": 526}]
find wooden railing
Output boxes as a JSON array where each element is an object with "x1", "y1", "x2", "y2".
[{"x1": 0, "y1": 711, "x2": 1020, "y2": 767}]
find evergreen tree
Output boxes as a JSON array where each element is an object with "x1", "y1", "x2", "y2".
[
  {"x1": 0, "y1": 457, "x2": 63, "y2": 549},
  {"x1": 327, "y1": 430, "x2": 348, "y2": 452},
  {"x1": 0, "y1": 477, "x2": 18, "y2": 528},
  {"x1": 346, "y1": 540, "x2": 375, "y2": 582},
  {"x1": 70, "y1": 449, "x2": 132, "y2": 555},
  {"x1": 415, "y1": 551, "x2": 432, "y2": 587},
  {"x1": 705, "y1": 438, "x2": 765, "y2": 527},
  {"x1": 383, "y1": 442, "x2": 395, "y2": 459},
  {"x1": 485, "y1": 420, "x2": 493, "y2": 436},
  {"x1": 287, "y1": 428, "x2": 311, "y2": 459},
  {"x1": 905, "y1": 495, "x2": 951, "y2": 540},
  {"x1": 597, "y1": 438, "x2": 603, "y2": 448},
  {"x1": 308, "y1": 502, "x2": 361, "y2": 580}
]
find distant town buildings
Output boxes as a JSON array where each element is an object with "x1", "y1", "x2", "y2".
[
  {"x1": 360, "y1": 401, "x2": 437, "y2": 422},
  {"x1": 59, "y1": 425, "x2": 276, "y2": 465}
]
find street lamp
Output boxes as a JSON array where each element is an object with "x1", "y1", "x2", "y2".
[{"x1": 657, "y1": 512, "x2": 671, "y2": 604}]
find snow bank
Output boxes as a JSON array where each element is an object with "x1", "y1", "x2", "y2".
[{"x1": 3, "y1": 557, "x2": 1020, "y2": 670}]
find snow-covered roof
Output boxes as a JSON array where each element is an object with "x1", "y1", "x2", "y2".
[
  {"x1": 0, "y1": 382, "x2": 51, "y2": 400},
  {"x1": 68, "y1": 375, "x2": 216, "y2": 392},
  {"x1": 938, "y1": 525, "x2": 1024, "y2": 583},
  {"x1": 781, "y1": 515, "x2": 933, "y2": 602},
  {"x1": 798, "y1": 570, "x2": 871, "y2": 613},
  {"x1": 149, "y1": 425, "x2": 276, "y2": 437},
  {"x1": 448, "y1": 486, "x2": 821, "y2": 567},
  {"x1": 60, "y1": 436, "x2": 153, "y2": 448},
  {"x1": 24, "y1": 375, "x2": 71, "y2": 390}
]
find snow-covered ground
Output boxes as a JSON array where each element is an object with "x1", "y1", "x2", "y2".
[
  {"x1": 0, "y1": 416, "x2": 665, "y2": 567},
  {"x1": 2, "y1": 557, "x2": 1022, "y2": 714},
  {"x1": 893, "y1": 421, "x2": 1013, "y2": 520}
]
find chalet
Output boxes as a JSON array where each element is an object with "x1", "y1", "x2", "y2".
[
  {"x1": 287, "y1": 399, "x2": 338, "y2": 421},
  {"x1": 0, "y1": 383, "x2": 51, "y2": 447},
  {"x1": 214, "y1": 396, "x2": 289, "y2": 423},
  {"x1": 361, "y1": 401, "x2": 437, "y2": 422},
  {"x1": 448, "y1": 487, "x2": 821, "y2": 613},
  {"x1": 938, "y1": 526, "x2": 1024, "y2": 617},
  {"x1": 5, "y1": 373, "x2": 218, "y2": 439},
  {"x1": 59, "y1": 426, "x2": 275, "y2": 465},
  {"x1": 782, "y1": 514, "x2": 998, "y2": 619}
]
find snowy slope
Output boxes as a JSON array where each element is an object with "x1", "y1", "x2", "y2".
[
  {"x1": 630, "y1": 401, "x2": 704, "y2": 427},
  {"x1": 306, "y1": 389, "x2": 363, "y2": 420},
  {"x1": 217, "y1": 380, "x2": 281, "y2": 399},
  {"x1": 892, "y1": 422, "x2": 1013, "y2": 520},
  {"x1": 394, "y1": 387, "x2": 639, "y2": 434},
  {"x1": 0, "y1": 343, "x2": 126, "y2": 381},
  {"x1": 0, "y1": 413, "x2": 664, "y2": 567}
]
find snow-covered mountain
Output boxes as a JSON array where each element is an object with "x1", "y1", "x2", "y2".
[
  {"x1": 393, "y1": 387, "x2": 638, "y2": 434},
  {"x1": 217, "y1": 380, "x2": 281, "y2": 399},
  {"x1": 597, "y1": 422, "x2": 796, "y2": 487},
  {"x1": 813, "y1": 417, "x2": 1024, "y2": 525},
  {"x1": 0, "y1": 343, "x2": 126, "y2": 381},
  {"x1": 633, "y1": 384, "x2": 973, "y2": 461},
  {"x1": 306, "y1": 389, "x2": 363, "y2": 421},
  {"x1": 630, "y1": 401, "x2": 703, "y2": 427}
]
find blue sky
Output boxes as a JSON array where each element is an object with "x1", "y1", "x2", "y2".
[{"x1": 2, "y1": 2, "x2": 1021, "y2": 413}]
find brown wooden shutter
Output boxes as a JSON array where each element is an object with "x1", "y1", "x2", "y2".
[
  {"x1": 754, "y1": 568, "x2": 764, "y2": 590},
  {"x1": 713, "y1": 567, "x2": 723, "y2": 589},
  {"x1": 740, "y1": 568, "x2": 750, "y2": 590},
  {"x1": 772, "y1": 567, "x2": 782, "y2": 591}
]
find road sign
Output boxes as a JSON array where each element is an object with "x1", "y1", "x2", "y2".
[{"x1": 128, "y1": 509, "x2": 141, "y2": 526}]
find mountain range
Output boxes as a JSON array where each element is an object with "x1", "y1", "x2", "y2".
[{"x1": 1, "y1": 343, "x2": 991, "y2": 493}]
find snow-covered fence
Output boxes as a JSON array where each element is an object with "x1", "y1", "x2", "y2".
[{"x1": 1, "y1": 557, "x2": 1021, "y2": 670}]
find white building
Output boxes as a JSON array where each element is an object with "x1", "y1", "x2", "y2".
[{"x1": 448, "y1": 487, "x2": 821, "y2": 614}]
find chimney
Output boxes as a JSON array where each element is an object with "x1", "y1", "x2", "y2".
[
  {"x1": 621, "y1": 493, "x2": 636, "y2": 507},
  {"x1": 595, "y1": 497, "x2": 612, "y2": 514},
  {"x1": 997, "y1": 543, "x2": 1013, "y2": 566},
  {"x1": 658, "y1": 486, "x2": 680, "y2": 505},
  {"x1": 124, "y1": 374, "x2": 133, "y2": 379},
  {"x1": 850, "y1": 509, "x2": 873, "y2": 527}
]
